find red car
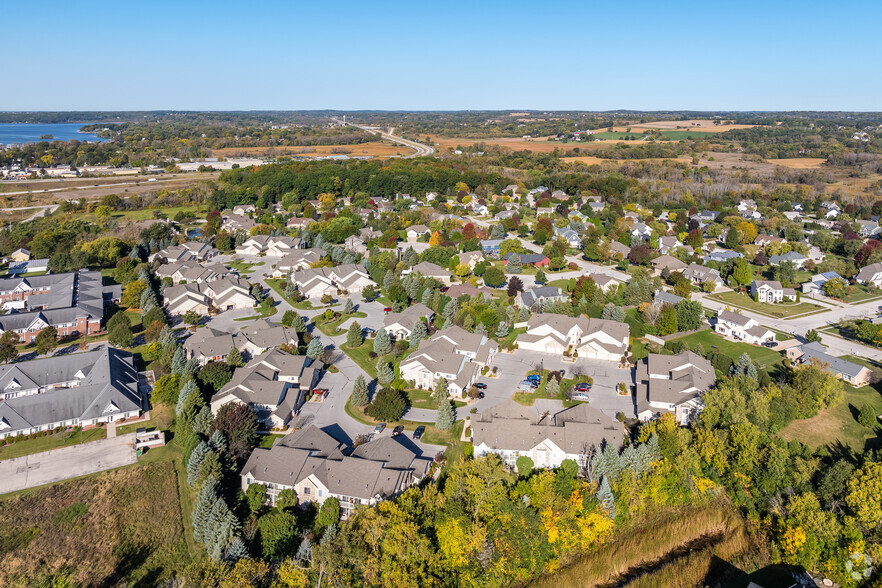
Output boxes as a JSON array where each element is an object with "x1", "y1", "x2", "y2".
[{"x1": 384, "y1": 307, "x2": 392, "y2": 313}]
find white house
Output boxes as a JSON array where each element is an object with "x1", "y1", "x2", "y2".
[
  {"x1": 635, "y1": 352, "x2": 715, "y2": 425},
  {"x1": 516, "y1": 314, "x2": 628, "y2": 361},
  {"x1": 751, "y1": 280, "x2": 797, "y2": 303},
  {"x1": 714, "y1": 309, "x2": 774, "y2": 345},
  {"x1": 399, "y1": 326, "x2": 497, "y2": 395}
]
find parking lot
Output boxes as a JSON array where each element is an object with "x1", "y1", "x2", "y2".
[{"x1": 472, "y1": 349, "x2": 636, "y2": 420}]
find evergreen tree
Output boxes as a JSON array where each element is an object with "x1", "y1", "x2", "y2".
[
  {"x1": 476, "y1": 323, "x2": 487, "y2": 335},
  {"x1": 495, "y1": 321, "x2": 510, "y2": 338},
  {"x1": 373, "y1": 329, "x2": 391, "y2": 354},
  {"x1": 546, "y1": 377, "x2": 560, "y2": 397},
  {"x1": 442, "y1": 299, "x2": 458, "y2": 322},
  {"x1": 285, "y1": 279, "x2": 297, "y2": 299},
  {"x1": 182, "y1": 358, "x2": 201, "y2": 377},
  {"x1": 351, "y1": 375, "x2": 369, "y2": 406},
  {"x1": 296, "y1": 537, "x2": 312, "y2": 562},
  {"x1": 377, "y1": 361, "x2": 395, "y2": 386},
  {"x1": 383, "y1": 271, "x2": 396, "y2": 291},
  {"x1": 306, "y1": 337, "x2": 324, "y2": 360},
  {"x1": 225, "y1": 536, "x2": 248, "y2": 561},
  {"x1": 746, "y1": 363, "x2": 759, "y2": 382},
  {"x1": 176, "y1": 379, "x2": 197, "y2": 416},
  {"x1": 192, "y1": 476, "x2": 219, "y2": 543},
  {"x1": 344, "y1": 299, "x2": 355, "y2": 314},
  {"x1": 410, "y1": 320, "x2": 427, "y2": 348},
  {"x1": 347, "y1": 321, "x2": 363, "y2": 348},
  {"x1": 159, "y1": 327, "x2": 176, "y2": 350},
  {"x1": 432, "y1": 377, "x2": 449, "y2": 406},
  {"x1": 597, "y1": 477, "x2": 616, "y2": 519},
  {"x1": 421, "y1": 288, "x2": 433, "y2": 305},
  {"x1": 171, "y1": 347, "x2": 186, "y2": 375},
  {"x1": 490, "y1": 223, "x2": 506, "y2": 239},
  {"x1": 209, "y1": 429, "x2": 227, "y2": 452},
  {"x1": 731, "y1": 352, "x2": 753, "y2": 377},
  {"x1": 518, "y1": 307, "x2": 530, "y2": 321},
  {"x1": 192, "y1": 405, "x2": 213, "y2": 436},
  {"x1": 507, "y1": 254, "x2": 522, "y2": 274},
  {"x1": 291, "y1": 314, "x2": 307, "y2": 333},
  {"x1": 435, "y1": 399, "x2": 455, "y2": 430},
  {"x1": 226, "y1": 347, "x2": 244, "y2": 367},
  {"x1": 535, "y1": 269, "x2": 547, "y2": 284},
  {"x1": 187, "y1": 441, "x2": 209, "y2": 488}
]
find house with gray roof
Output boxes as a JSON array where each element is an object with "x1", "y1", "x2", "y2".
[
  {"x1": 472, "y1": 400, "x2": 623, "y2": 471},
  {"x1": 751, "y1": 280, "x2": 797, "y2": 303},
  {"x1": 405, "y1": 262, "x2": 452, "y2": 285},
  {"x1": 516, "y1": 314, "x2": 629, "y2": 361},
  {"x1": 517, "y1": 286, "x2": 568, "y2": 309},
  {"x1": 703, "y1": 250, "x2": 743, "y2": 264},
  {"x1": 713, "y1": 309, "x2": 773, "y2": 345},
  {"x1": 607, "y1": 240, "x2": 631, "y2": 260},
  {"x1": 383, "y1": 303, "x2": 434, "y2": 340},
  {"x1": 183, "y1": 319, "x2": 298, "y2": 366},
  {"x1": 651, "y1": 255, "x2": 687, "y2": 273},
  {"x1": 554, "y1": 226, "x2": 582, "y2": 249},
  {"x1": 0, "y1": 347, "x2": 144, "y2": 439},
  {"x1": 210, "y1": 349, "x2": 325, "y2": 428},
  {"x1": 653, "y1": 289, "x2": 683, "y2": 307},
  {"x1": 399, "y1": 325, "x2": 497, "y2": 395},
  {"x1": 240, "y1": 425, "x2": 431, "y2": 516},
  {"x1": 786, "y1": 342, "x2": 872, "y2": 387},
  {"x1": 769, "y1": 250, "x2": 808, "y2": 269},
  {"x1": 636, "y1": 351, "x2": 715, "y2": 425}
]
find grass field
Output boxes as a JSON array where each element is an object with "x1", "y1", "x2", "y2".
[
  {"x1": 767, "y1": 158, "x2": 827, "y2": 169},
  {"x1": 0, "y1": 460, "x2": 192, "y2": 586},
  {"x1": 209, "y1": 141, "x2": 410, "y2": 159},
  {"x1": 618, "y1": 120, "x2": 759, "y2": 132},
  {"x1": 312, "y1": 310, "x2": 367, "y2": 337},
  {"x1": 0, "y1": 427, "x2": 107, "y2": 462},
  {"x1": 668, "y1": 330, "x2": 785, "y2": 375},
  {"x1": 707, "y1": 291, "x2": 826, "y2": 319}
]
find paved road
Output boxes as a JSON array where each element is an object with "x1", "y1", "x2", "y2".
[
  {"x1": 0, "y1": 433, "x2": 137, "y2": 494},
  {"x1": 335, "y1": 120, "x2": 434, "y2": 158}
]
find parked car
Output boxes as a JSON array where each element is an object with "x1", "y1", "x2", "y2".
[
  {"x1": 362, "y1": 327, "x2": 376, "y2": 336},
  {"x1": 392, "y1": 425, "x2": 404, "y2": 436},
  {"x1": 413, "y1": 426, "x2": 425, "y2": 440},
  {"x1": 526, "y1": 374, "x2": 541, "y2": 383},
  {"x1": 478, "y1": 391, "x2": 485, "y2": 399},
  {"x1": 474, "y1": 382, "x2": 487, "y2": 390},
  {"x1": 383, "y1": 307, "x2": 392, "y2": 313},
  {"x1": 519, "y1": 380, "x2": 537, "y2": 391},
  {"x1": 571, "y1": 392, "x2": 590, "y2": 401},
  {"x1": 574, "y1": 383, "x2": 591, "y2": 392},
  {"x1": 374, "y1": 423, "x2": 386, "y2": 433}
]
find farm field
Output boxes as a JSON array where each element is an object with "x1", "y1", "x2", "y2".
[
  {"x1": 767, "y1": 158, "x2": 827, "y2": 168},
  {"x1": 592, "y1": 131, "x2": 714, "y2": 140},
  {"x1": 614, "y1": 119, "x2": 759, "y2": 132},
  {"x1": 209, "y1": 140, "x2": 410, "y2": 159},
  {"x1": 0, "y1": 460, "x2": 192, "y2": 586}
]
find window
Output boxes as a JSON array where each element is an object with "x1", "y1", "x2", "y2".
[
  {"x1": 318, "y1": 490, "x2": 323, "y2": 497},
  {"x1": 304, "y1": 487, "x2": 310, "y2": 495}
]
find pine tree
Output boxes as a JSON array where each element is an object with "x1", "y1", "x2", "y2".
[
  {"x1": 409, "y1": 320, "x2": 427, "y2": 348},
  {"x1": 226, "y1": 347, "x2": 244, "y2": 367},
  {"x1": 597, "y1": 477, "x2": 616, "y2": 519},
  {"x1": 436, "y1": 399, "x2": 455, "y2": 430},
  {"x1": 351, "y1": 375, "x2": 369, "y2": 406},
  {"x1": 171, "y1": 347, "x2": 186, "y2": 375},
  {"x1": 187, "y1": 441, "x2": 209, "y2": 488},
  {"x1": 347, "y1": 321, "x2": 363, "y2": 348},
  {"x1": 421, "y1": 288, "x2": 433, "y2": 305},
  {"x1": 344, "y1": 299, "x2": 355, "y2": 314},
  {"x1": 209, "y1": 430, "x2": 227, "y2": 452},
  {"x1": 192, "y1": 405, "x2": 213, "y2": 436},
  {"x1": 192, "y1": 476, "x2": 219, "y2": 543},
  {"x1": 518, "y1": 307, "x2": 530, "y2": 321},
  {"x1": 285, "y1": 279, "x2": 297, "y2": 299},
  {"x1": 176, "y1": 380, "x2": 197, "y2": 416},
  {"x1": 225, "y1": 536, "x2": 248, "y2": 561},
  {"x1": 507, "y1": 254, "x2": 522, "y2": 274},
  {"x1": 442, "y1": 299, "x2": 458, "y2": 321},
  {"x1": 383, "y1": 271, "x2": 395, "y2": 291},
  {"x1": 432, "y1": 377, "x2": 448, "y2": 406},
  {"x1": 731, "y1": 352, "x2": 753, "y2": 377},
  {"x1": 182, "y1": 358, "x2": 201, "y2": 377},
  {"x1": 746, "y1": 363, "x2": 759, "y2": 382},
  {"x1": 296, "y1": 537, "x2": 313, "y2": 562},
  {"x1": 546, "y1": 377, "x2": 560, "y2": 397},
  {"x1": 292, "y1": 314, "x2": 307, "y2": 333},
  {"x1": 306, "y1": 337, "x2": 324, "y2": 360},
  {"x1": 490, "y1": 223, "x2": 506, "y2": 239},
  {"x1": 373, "y1": 329, "x2": 391, "y2": 354},
  {"x1": 495, "y1": 321, "x2": 509, "y2": 338},
  {"x1": 475, "y1": 323, "x2": 487, "y2": 335},
  {"x1": 377, "y1": 361, "x2": 394, "y2": 386},
  {"x1": 159, "y1": 327, "x2": 176, "y2": 350}
]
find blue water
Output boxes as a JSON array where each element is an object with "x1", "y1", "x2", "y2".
[{"x1": 0, "y1": 123, "x2": 106, "y2": 144}]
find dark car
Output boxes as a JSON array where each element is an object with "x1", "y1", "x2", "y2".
[
  {"x1": 374, "y1": 423, "x2": 386, "y2": 433},
  {"x1": 413, "y1": 426, "x2": 425, "y2": 440},
  {"x1": 574, "y1": 383, "x2": 591, "y2": 391},
  {"x1": 526, "y1": 374, "x2": 541, "y2": 383},
  {"x1": 474, "y1": 383, "x2": 487, "y2": 389},
  {"x1": 478, "y1": 391, "x2": 485, "y2": 399},
  {"x1": 392, "y1": 425, "x2": 404, "y2": 436}
]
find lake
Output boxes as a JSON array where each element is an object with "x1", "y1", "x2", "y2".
[{"x1": 0, "y1": 123, "x2": 107, "y2": 145}]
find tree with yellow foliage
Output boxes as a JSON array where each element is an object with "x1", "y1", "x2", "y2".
[{"x1": 428, "y1": 231, "x2": 442, "y2": 247}]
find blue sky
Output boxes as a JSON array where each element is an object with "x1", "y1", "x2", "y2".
[{"x1": 7, "y1": 0, "x2": 881, "y2": 111}]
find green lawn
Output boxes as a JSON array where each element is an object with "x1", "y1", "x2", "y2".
[
  {"x1": 117, "y1": 404, "x2": 173, "y2": 436},
  {"x1": 404, "y1": 388, "x2": 467, "y2": 410},
  {"x1": 313, "y1": 310, "x2": 367, "y2": 337},
  {"x1": 498, "y1": 326, "x2": 526, "y2": 350},
  {"x1": 342, "y1": 342, "x2": 380, "y2": 378},
  {"x1": 0, "y1": 427, "x2": 107, "y2": 461},
  {"x1": 631, "y1": 337, "x2": 649, "y2": 361},
  {"x1": 841, "y1": 285, "x2": 882, "y2": 304},
  {"x1": 228, "y1": 260, "x2": 262, "y2": 274},
  {"x1": 266, "y1": 278, "x2": 316, "y2": 309},
  {"x1": 707, "y1": 291, "x2": 826, "y2": 319},
  {"x1": 513, "y1": 369, "x2": 594, "y2": 408},
  {"x1": 668, "y1": 329, "x2": 785, "y2": 374}
]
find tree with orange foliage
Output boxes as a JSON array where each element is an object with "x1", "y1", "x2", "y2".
[{"x1": 429, "y1": 231, "x2": 442, "y2": 247}]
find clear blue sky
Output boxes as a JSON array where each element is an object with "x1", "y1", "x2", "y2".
[{"x1": 7, "y1": 0, "x2": 881, "y2": 111}]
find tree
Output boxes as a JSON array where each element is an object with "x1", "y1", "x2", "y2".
[
  {"x1": 859, "y1": 403, "x2": 878, "y2": 429},
  {"x1": 344, "y1": 299, "x2": 355, "y2": 314},
  {"x1": 482, "y1": 266, "x2": 506, "y2": 288},
  {"x1": 409, "y1": 320, "x2": 427, "y2": 348},
  {"x1": 432, "y1": 377, "x2": 449, "y2": 406},
  {"x1": 376, "y1": 360, "x2": 395, "y2": 386},
  {"x1": 351, "y1": 374, "x2": 369, "y2": 407},
  {"x1": 534, "y1": 269, "x2": 547, "y2": 285},
  {"x1": 656, "y1": 303, "x2": 678, "y2": 335},
  {"x1": 213, "y1": 402, "x2": 259, "y2": 459},
  {"x1": 601, "y1": 303, "x2": 625, "y2": 322},
  {"x1": 725, "y1": 225, "x2": 740, "y2": 250},
  {"x1": 732, "y1": 257, "x2": 751, "y2": 286},
  {"x1": 315, "y1": 497, "x2": 340, "y2": 531},
  {"x1": 675, "y1": 299, "x2": 703, "y2": 332},
  {"x1": 226, "y1": 347, "x2": 245, "y2": 367},
  {"x1": 306, "y1": 336, "x2": 324, "y2": 360},
  {"x1": 373, "y1": 329, "x2": 391, "y2": 354},
  {"x1": 198, "y1": 361, "x2": 234, "y2": 394},
  {"x1": 347, "y1": 321, "x2": 363, "y2": 348},
  {"x1": 276, "y1": 489, "x2": 298, "y2": 511},
  {"x1": 34, "y1": 326, "x2": 58, "y2": 356},
  {"x1": 507, "y1": 254, "x2": 522, "y2": 274},
  {"x1": 545, "y1": 377, "x2": 560, "y2": 398},
  {"x1": 183, "y1": 310, "x2": 202, "y2": 325},
  {"x1": 822, "y1": 277, "x2": 848, "y2": 299},
  {"x1": 805, "y1": 329, "x2": 822, "y2": 343},
  {"x1": 436, "y1": 399, "x2": 455, "y2": 430},
  {"x1": 367, "y1": 388, "x2": 406, "y2": 421},
  {"x1": 281, "y1": 310, "x2": 295, "y2": 327},
  {"x1": 291, "y1": 314, "x2": 307, "y2": 333},
  {"x1": 121, "y1": 280, "x2": 148, "y2": 309},
  {"x1": 320, "y1": 293, "x2": 333, "y2": 306},
  {"x1": 516, "y1": 456, "x2": 534, "y2": 475},
  {"x1": 151, "y1": 374, "x2": 181, "y2": 405},
  {"x1": 246, "y1": 483, "x2": 267, "y2": 514},
  {"x1": 257, "y1": 511, "x2": 299, "y2": 561},
  {"x1": 187, "y1": 440, "x2": 209, "y2": 488},
  {"x1": 846, "y1": 461, "x2": 882, "y2": 529},
  {"x1": 507, "y1": 276, "x2": 524, "y2": 298},
  {"x1": 774, "y1": 260, "x2": 797, "y2": 286},
  {"x1": 109, "y1": 322, "x2": 134, "y2": 347},
  {"x1": 495, "y1": 321, "x2": 509, "y2": 338}
]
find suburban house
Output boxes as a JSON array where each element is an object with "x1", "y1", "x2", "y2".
[
  {"x1": 163, "y1": 277, "x2": 255, "y2": 316},
  {"x1": 222, "y1": 213, "x2": 257, "y2": 233},
  {"x1": 272, "y1": 248, "x2": 327, "y2": 276},
  {"x1": 516, "y1": 314, "x2": 629, "y2": 361},
  {"x1": 383, "y1": 303, "x2": 435, "y2": 340},
  {"x1": 588, "y1": 201, "x2": 605, "y2": 214},
  {"x1": 588, "y1": 273, "x2": 624, "y2": 294},
  {"x1": 457, "y1": 250, "x2": 485, "y2": 270},
  {"x1": 802, "y1": 272, "x2": 844, "y2": 296},
  {"x1": 292, "y1": 264, "x2": 376, "y2": 298},
  {"x1": 653, "y1": 289, "x2": 684, "y2": 308},
  {"x1": 651, "y1": 255, "x2": 687, "y2": 273},
  {"x1": 406, "y1": 225, "x2": 430, "y2": 241},
  {"x1": 150, "y1": 241, "x2": 217, "y2": 264},
  {"x1": 751, "y1": 280, "x2": 797, "y2": 303},
  {"x1": 608, "y1": 241, "x2": 631, "y2": 260},
  {"x1": 210, "y1": 349, "x2": 325, "y2": 428},
  {"x1": 155, "y1": 261, "x2": 235, "y2": 285},
  {"x1": 703, "y1": 250, "x2": 743, "y2": 264},
  {"x1": 554, "y1": 227, "x2": 582, "y2": 248},
  {"x1": 517, "y1": 286, "x2": 568, "y2": 309},
  {"x1": 183, "y1": 319, "x2": 298, "y2": 365},
  {"x1": 635, "y1": 351, "x2": 716, "y2": 425},
  {"x1": 472, "y1": 401, "x2": 623, "y2": 471},
  {"x1": 0, "y1": 271, "x2": 112, "y2": 342},
  {"x1": 754, "y1": 235, "x2": 784, "y2": 248},
  {"x1": 240, "y1": 425, "x2": 431, "y2": 517},
  {"x1": 444, "y1": 284, "x2": 493, "y2": 300},
  {"x1": 855, "y1": 263, "x2": 882, "y2": 287},
  {"x1": 480, "y1": 239, "x2": 503, "y2": 256},
  {"x1": 714, "y1": 309, "x2": 774, "y2": 345},
  {"x1": 286, "y1": 217, "x2": 315, "y2": 230},
  {"x1": 0, "y1": 347, "x2": 145, "y2": 439},
  {"x1": 820, "y1": 201, "x2": 841, "y2": 219},
  {"x1": 786, "y1": 342, "x2": 872, "y2": 387},
  {"x1": 503, "y1": 252, "x2": 550, "y2": 268},
  {"x1": 683, "y1": 263, "x2": 724, "y2": 289},
  {"x1": 399, "y1": 326, "x2": 497, "y2": 395},
  {"x1": 769, "y1": 251, "x2": 808, "y2": 269},
  {"x1": 236, "y1": 235, "x2": 302, "y2": 257},
  {"x1": 405, "y1": 262, "x2": 453, "y2": 285},
  {"x1": 857, "y1": 220, "x2": 881, "y2": 238},
  {"x1": 808, "y1": 246, "x2": 826, "y2": 263},
  {"x1": 232, "y1": 204, "x2": 256, "y2": 215},
  {"x1": 343, "y1": 235, "x2": 368, "y2": 256}
]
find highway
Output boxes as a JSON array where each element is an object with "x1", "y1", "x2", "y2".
[{"x1": 334, "y1": 119, "x2": 434, "y2": 158}]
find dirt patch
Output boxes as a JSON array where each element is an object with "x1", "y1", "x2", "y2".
[
  {"x1": 767, "y1": 158, "x2": 827, "y2": 169},
  {"x1": 560, "y1": 156, "x2": 617, "y2": 165},
  {"x1": 209, "y1": 141, "x2": 409, "y2": 158}
]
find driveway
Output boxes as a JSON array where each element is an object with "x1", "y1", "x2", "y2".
[
  {"x1": 477, "y1": 349, "x2": 635, "y2": 419},
  {"x1": 0, "y1": 433, "x2": 138, "y2": 494}
]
